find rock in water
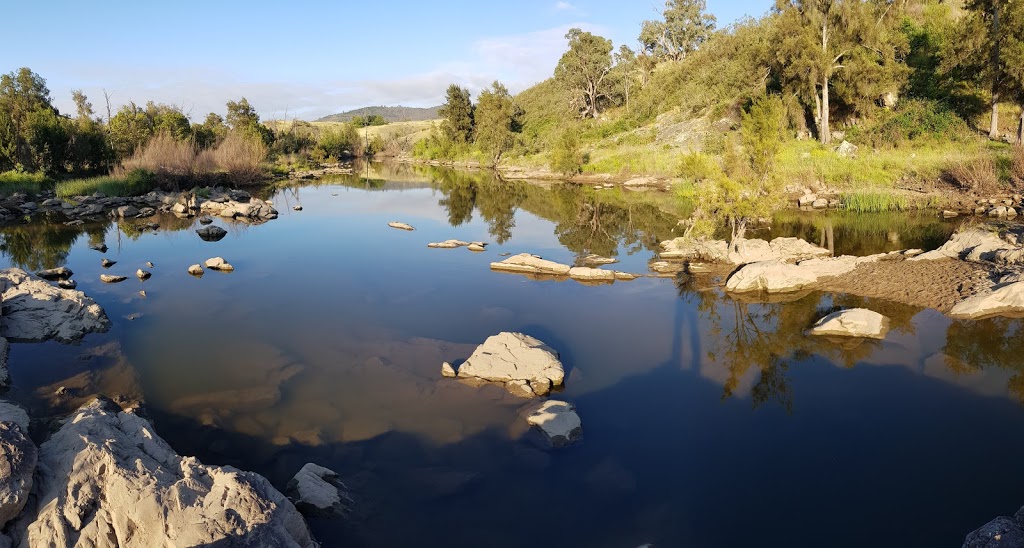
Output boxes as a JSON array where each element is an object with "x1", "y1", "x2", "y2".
[
  {"x1": 441, "y1": 362, "x2": 456, "y2": 378},
  {"x1": 35, "y1": 267, "x2": 73, "y2": 280},
  {"x1": 286, "y1": 463, "x2": 352, "y2": 517},
  {"x1": 205, "y1": 257, "x2": 234, "y2": 272},
  {"x1": 135, "y1": 269, "x2": 151, "y2": 281},
  {"x1": 57, "y1": 279, "x2": 77, "y2": 290},
  {"x1": 427, "y1": 240, "x2": 469, "y2": 249},
  {"x1": 89, "y1": 243, "x2": 108, "y2": 253},
  {"x1": 525, "y1": 400, "x2": 583, "y2": 448},
  {"x1": 196, "y1": 225, "x2": 228, "y2": 242},
  {"x1": 456, "y1": 332, "x2": 564, "y2": 397},
  {"x1": 467, "y1": 243, "x2": 486, "y2": 252},
  {"x1": 962, "y1": 507, "x2": 1024, "y2": 548},
  {"x1": 808, "y1": 308, "x2": 890, "y2": 339},
  {"x1": 293, "y1": 205, "x2": 303, "y2": 211},
  {"x1": 388, "y1": 221, "x2": 415, "y2": 231},
  {"x1": 100, "y1": 274, "x2": 127, "y2": 283},
  {"x1": 11, "y1": 398, "x2": 317, "y2": 547},
  {"x1": 188, "y1": 264, "x2": 205, "y2": 276},
  {"x1": 490, "y1": 253, "x2": 571, "y2": 276},
  {"x1": 0, "y1": 269, "x2": 109, "y2": 342},
  {"x1": 101, "y1": 258, "x2": 116, "y2": 268},
  {"x1": 725, "y1": 260, "x2": 819, "y2": 293}
]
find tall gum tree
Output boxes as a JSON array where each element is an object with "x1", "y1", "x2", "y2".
[
  {"x1": 639, "y1": 0, "x2": 717, "y2": 62},
  {"x1": 555, "y1": 28, "x2": 615, "y2": 119}
]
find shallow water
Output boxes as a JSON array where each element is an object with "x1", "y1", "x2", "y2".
[{"x1": 2, "y1": 165, "x2": 1022, "y2": 547}]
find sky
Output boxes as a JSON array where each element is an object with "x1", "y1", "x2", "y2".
[{"x1": 2, "y1": 0, "x2": 773, "y2": 121}]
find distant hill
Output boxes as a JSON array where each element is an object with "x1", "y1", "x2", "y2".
[{"x1": 315, "y1": 105, "x2": 441, "y2": 123}]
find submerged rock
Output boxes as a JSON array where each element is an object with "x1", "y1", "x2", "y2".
[
  {"x1": 490, "y1": 253, "x2": 571, "y2": 276},
  {"x1": 388, "y1": 221, "x2": 415, "y2": 231},
  {"x1": 568, "y1": 266, "x2": 616, "y2": 282},
  {"x1": 196, "y1": 225, "x2": 228, "y2": 242},
  {"x1": 9, "y1": 398, "x2": 317, "y2": 547},
  {"x1": 0, "y1": 269, "x2": 109, "y2": 342},
  {"x1": 808, "y1": 308, "x2": 890, "y2": 339},
  {"x1": 456, "y1": 332, "x2": 564, "y2": 398},
  {"x1": 525, "y1": 400, "x2": 583, "y2": 448},
  {"x1": 286, "y1": 463, "x2": 352, "y2": 517}
]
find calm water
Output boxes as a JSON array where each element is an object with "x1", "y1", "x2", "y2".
[{"x1": 3, "y1": 165, "x2": 1022, "y2": 547}]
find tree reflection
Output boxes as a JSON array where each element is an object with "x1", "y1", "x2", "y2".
[
  {"x1": 0, "y1": 221, "x2": 82, "y2": 271},
  {"x1": 944, "y1": 317, "x2": 1024, "y2": 404}
]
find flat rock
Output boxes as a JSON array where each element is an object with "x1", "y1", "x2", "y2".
[
  {"x1": 491, "y1": 253, "x2": 571, "y2": 276},
  {"x1": 467, "y1": 243, "x2": 486, "y2": 252},
  {"x1": 659, "y1": 237, "x2": 830, "y2": 265},
  {"x1": 456, "y1": 332, "x2": 564, "y2": 397},
  {"x1": 99, "y1": 274, "x2": 127, "y2": 283},
  {"x1": 808, "y1": 308, "x2": 890, "y2": 339},
  {"x1": 525, "y1": 400, "x2": 583, "y2": 448},
  {"x1": 441, "y1": 362, "x2": 456, "y2": 378},
  {"x1": 286, "y1": 463, "x2": 352, "y2": 517},
  {"x1": 725, "y1": 260, "x2": 819, "y2": 293},
  {"x1": 196, "y1": 225, "x2": 228, "y2": 242},
  {"x1": 205, "y1": 257, "x2": 234, "y2": 272},
  {"x1": 9, "y1": 398, "x2": 317, "y2": 547},
  {"x1": 0, "y1": 269, "x2": 109, "y2": 342},
  {"x1": 568, "y1": 266, "x2": 616, "y2": 281},
  {"x1": 950, "y1": 281, "x2": 1024, "y2": 319},
  {"x1": 428, "y1": 240, "x2": 469, "y2": 249},
  {"x1": 388, "y1": 221, "x2": 415, "y2": 231}
]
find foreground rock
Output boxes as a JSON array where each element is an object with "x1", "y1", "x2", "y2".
[
  {"x1": 0, "y1": 269, "x2": 109, "y2": 342},
  {"x1": 962, "y1": 506, "x2": 1024, "y2": 548},
  {"x1": 9, "y1": 398, "x2": 316, "y2": 547},
  {"x1": 388, "y1": 221, "x2": 415, "y2": 231},
  {"x1": 205, "y1": 257, "x2": 235, "y2": 272},
  {"x1": 0, "y1": 402, "x2": 35, "y2": 529},
  {"x1": 659, "y1": 236, "x2": 830, "y2": 265},
  {"x1": 196, "y1": 225, "x2": 228, "y2": 242},
  {"x1": 454, "y1": 332, "x2": 564, "y2": 397},
  {"x1": 286, "y1": 463, "x2": 352, "y2": 517},
  {"x1": 491, "y1": 253, "x2": 571, "y2": 276},
  {"x1": 525, "y1": 400, "x2": 583, "y2": 448},
  {"x1": 808, "y1": 309, "x2": 890, "y2": 339},
  {"x1": 949, "y1": 281, "x2": 1024, "y2": 319},
  {"x1": 725, "y1": 260, "x2": 819, "y2": 293}
]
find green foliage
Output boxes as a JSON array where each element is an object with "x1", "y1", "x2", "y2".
[
  {"x1": 314, "y1": 123, "x2": 361, "y2": 161},
  {"x1": 550, "y1": 128, "x2": 585, "y2": 175},
  {"x1": 677, "y1": 152, "x2": 719, "y2": 181},
  {"x1": 55, "y1": 168, "x2": 156, "y2": 198},
  {"x1": 438, "y1": 84, "x2": 475, "y2": 144},
  {"x1": 350, "y1": 114, "x2": 387, "y2": 127},
  {"x1": 741, "y1": 94, "x2": 786, "y2": 178},
  {"x1": 840, "y1": 190, "x2": 910, "y2": 213},
  {"x1": 0, "y1": 169, "x2": 49, "y2": 195},
  {"x1": 555, "y1": 28, "x2": 616, "y2": 119},
  {"x1": 226, "y1": 97, "x2": 273, "y2": 145},
  {"x1": 846, "y1": 99, "x2": 969, "y2": 148},
  {"x1": 639, "y1": 0, "x2": 716, "y2": 62},
  {"x1": 193, "y1": 112, "x2": 228, "y2": 149},
  {"x1": 474, "y1": 81, "x2": 520, "y2": 165}
]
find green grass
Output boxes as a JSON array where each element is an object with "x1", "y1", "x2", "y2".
[
  {"x1": 0, "y1": 170, "x2": 50, "y2": 195},
  {"x1": 840, "y1": 190, "x2": 911, "y2": 212},
  {"x1": 55, "y1": 169, "x2": 158, "y2": 199}
]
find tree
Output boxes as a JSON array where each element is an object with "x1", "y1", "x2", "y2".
[
  {"x1": 555, "y1": 28, "x2": 615, "y2": 119},
  {"x1": 193, "y1": 113, "x2": 228, "y2": 149},
  {"x1": 614, "y1": 45, "x2": 639, "y2": 112},
  {"x1": 68, "y1": 90, "x2": 109, "y2": 172},
  {"x1": 107, "y1": 102, "x2": 153, "y2": 159},
  {"x1": 226, "y1": 97, "x2": 272, "y2": 145},
  {"x1": 474, "y1": 81, "x2": 520, "y2": 165},
  {"x1": 438, "y1": 84, "x2": 474, "y2": 144},
  {"x1": 0, "y1": 67, "x2": 58, "y2": 171},
  {"x1": 775, "y1": 0, "x2": 908, "y2": 145},
  {"x1": 639, "y1": 0, "x2": 716, "y2": 62}
]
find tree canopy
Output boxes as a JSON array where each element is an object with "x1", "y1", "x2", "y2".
[{"x1": 639, "y1": 0, "x2": 717, "y2": 62}]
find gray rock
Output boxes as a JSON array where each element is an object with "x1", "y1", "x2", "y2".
[
  {"x1": 198, "y1": 216, "x2": 214, "y2": 225},
  {"x1": 8, "y1": 398, "x2": 317, "y2": 547},
  {"x1": 0, "y1": 269, "x2": 109, "y2": 342},
  {"x1": 135, "y1": 269, "x2": 151, "y2": 281},
  {"x1": 35, "y1": 267, "x2": 72, "y2": 280},
  {"x1": 808, "y1": 308, "x2": 890, "y2": 339},
  {"x1": 57, "y1": 279, "x2": 76, "y2": 290},
  {"x1": 0, "y1": 420, "x2": 36, "y2": 529},
  {"x1": 196, "y1": 225, "x2": 227, "y2": 242},
  {"x1": 99, "y1": 274, "x2": 127, "y2": 283},
  {"x1": 101, "y1": 258, "x2": 116, "y2": 268},
  {"x1": 114, "y1": 205, "x2": 139, "y2": 218},
  {"x1": 797, "y1": 194, "x2": 817, "y2": 207},
  {"x1": 89, "y1": 243, "x2": 107, "y2": 253},
  {"x1": 187, "y1": 264, "x2": 204, "y2": 276},
  {"x1": 963, "y1": 509, "x2": 1024, "y2": 548},
  {"x1": 836, "y1": 140, "x2": 858, "y2": 157},
  {"x1": 286, "y1": 463, "x2": 352, "y2": 517},
  {"x1": 456, "y1": 332, "x2": 564, "y2": 397},
  {"x1": 292, "y1": 205, "x2": 303, "y2": 211},
  {"x1": 525, "y1": 400, "x2": 583, "y2": 448},
  {"x1": 428, "y1": 240, "x2": 469, "y2": 249}
]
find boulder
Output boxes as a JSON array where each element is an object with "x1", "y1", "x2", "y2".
[
  {"x1": 0, "y1": 269, "x2": 109, "y2": 342},
  {"x1": 100, "y1": 274, "x2": 127, "y2": 283},
  {"x1": 292, "y1": 205, "x2": 303, "y2": 211},
  {"x1": 101, "y1": 258, "x2": 116, "y2": 268},
  {"x1": 659, "y1": 238, "x2": 730, "y2": 262},
  {"x1": 0, "y1": 418, "x2": 36, "y2": 529},
  {"x1": 114, "y1": 205, "x2": 139, "y2": 218},
  {"x1": 205, "y1": 257, "x2": 234, "y2": 272},
  {"x1": 659, "y1": 237, "x2": 830, "y2": 265},
  {"x1": 456, "y1": 332, "x2": 564, "y2": 397},
  {"x1": 196, "y1": 226, "x2": 227, "y2": 242},
  {"x1": 388, "y1": 221, "x2": 415, "y2": 231},
  {"x1": 10, "y1": 398, "x2": 317, "y2": 547},
  {"x1": 441, "y1": 362, "x2": 456, "y2": 378},
  {"x1": 950, "y1": 281, "x2": 1024, "y2": 319},
  {"x1": 198, "y1": 216, "x2": 214, "y2": 225},
  {"x1": 579, "y1": 254, "x2": 618, "y2": 266},
  {"x1": 89, "y1": 243, "x2": 108, "y2": 253},
  {"x1": 135, "y1": 269, "x2": 151, "y2": 281},
  {"x1": 568, "y1": 267, "x2": 616, "y2": 282},
  {"x1": 187, "y1": 264, "x2": 205, "y2": 276},
  {"x1": 35, "y1": 267, "x2": 72, "y2": 280},
  {"x1": 962, "y1": 508, "x2": 1024, "y2": 548},
  {"x1": 525, "y1": 400, "x2": 583, "y2": 448},
  {"x1": 797, "y1": 194, "x2": 817, "y2": 207},
  {"x1": 836, "y1": 140, "x2": 858, "y2": 157},
  {"x1": 286, "y1": 463, "x2": 352, "y2": 517},
  {"x1": 490, "y1": 254, "x2": 571, "y2": 276},
  {"x1": 808, "y1": 308, "x2": 890, "y2": 339},
  {"x1": 57, "y1": 279, "x2": 77, "y2": 290},
  {"x1": 725, "y1": 260, "x2": 819, "y2": 293},
  {"x1": 467, "y1": 243, "x2": 486, "y2": 252}
]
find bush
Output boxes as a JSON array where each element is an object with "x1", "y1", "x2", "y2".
[
  {"x1": 315, "y1": 124, "x2": 362, "y2": 160},
  {"x1": 550, "y1": 129, "x2": 584, "y2": 175},
  {"x1": 0, "y1": 170, "x2": 49, "y2": 195},
  {"x1": 116, "y1": 132, "x2": 199, "y2": 179},
  {"x1": 945, "y1": 153, "x2": 1000, "y2": 194},
  {"x1": 847, "y1": 99, "x2": 969, "y2": 149},
  {"x1": 677, "y1": 153, "x2": 719, "y2": 182},
  {"x1": 204, "y1": 131, "x2": 267, "y2": 185}
]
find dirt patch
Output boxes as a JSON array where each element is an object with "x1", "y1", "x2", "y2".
[{"x1": 818, "y1": 258, "x2": 1000, "y2": 312}]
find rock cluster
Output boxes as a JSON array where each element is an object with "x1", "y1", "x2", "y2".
[
  {"x1": 491, "y1": 253, "x2": 638, "y2": 283},
  {"x1": 450, "y1": 332, "x2": 565, "y2": 398},
  {"x1": 659, "y1": 236, "x2": 831, "y2": 265}
]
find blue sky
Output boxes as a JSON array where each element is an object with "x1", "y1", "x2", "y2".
[{"x1": 2, "y1": 0, "x2": 773, "y2": 120}]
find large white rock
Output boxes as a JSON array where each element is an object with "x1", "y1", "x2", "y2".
[
  {"x1": 659, "y1": 237, "x2": 830, "y2": 265},
  {"x1": 950, "y1": 281, "x2": 1024, "y2": 319},
  {"x1": 725, "y1": 260, "x2": 819, "y2": 293},
  {"x1": 490, "y1": 254, "x2": 571, "y2": 276},
  {"x1": 912, "y1": 228, "x2": 1024, "y2": 265},
  {"x1": 525, "y1": 400, "x2": 583, "y2": 448},
  {"x1": 427, "y1": 239, "x2": 469, "y2": 249},
  {"x1": 286, "y1": 463, "x2": 351, "y2": 517},
  {"x1": 659, "y1": 238, "x2": 730, "y2": 262},
  {"x1": 10, "y1": 398, "x2": 316, "y2": 547},
  {"x1": 0, "y1": 269, "x2": 109, "y2": 343},
  {"x1": 808, "y1": 308, "x2": 890, "y2": 339},
  {"x1": 456, "y1": 332, "x2": 564, "y2": 397},
  {"x1": 568, "y1": 267, "x2": 616, "y2": 281},
  {"x1": 205, "y1": 257, "x2": 235, "y2": 271}
]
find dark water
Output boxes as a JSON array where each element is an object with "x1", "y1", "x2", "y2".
[{"x1": 2, "y1": 165, "x2": 1022, "y2": 548}]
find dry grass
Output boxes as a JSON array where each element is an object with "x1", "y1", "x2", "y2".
[
  {"x1": 116, "y1": 132, "x2": 200, "y2": 178},
  {"x1": 201, "y1": 132, "x2": 267, "y2": 184},
  {"x1": 945, "y1": 153, "x2": 1001, "y2": 195},
  {"x1": 114, "y1": 130, "x2": 267, "y2": 185},
  {"x1": 1012, "y1": 145, "x2": 1024, "y2": 186}
]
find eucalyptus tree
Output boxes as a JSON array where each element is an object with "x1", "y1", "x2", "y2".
[{"x1": 639, "y1": 0, "x2": 717, "y2": 62}]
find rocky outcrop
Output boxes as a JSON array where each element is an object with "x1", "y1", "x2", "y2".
[
  {"x1": 286, "y1": 463, "x2": 352, "y2": 517},
  {"x1": 0, "y1": 402, "x2": 35, "y2": 530},
  {"x1": 808, "y1": 309, "x2": 890, "y2": 339},
  {"x1": 491, "y1": 254, "x2": 571, "y2": 276},
  {"x1": 962, "y1": 506, "x2": 1024, "y2": 548},
  {"x1": 659, "y1": 236, "x2": 830, "y2": 265},
  {"x1": 0, "y1": 269, "x2": 109, "y2": 343},
  {"x1": 912, "y1": 228, "x2": 1024, "y2": 265},
  {"x1": 453, "y1": 332, "x2": 564, "y2": 398},
  {"x1": 949, "y1": 281, "x2": 1024, "y2": 319},
  {"x1": 525, "y1": 400, "x2": 583, "y2": 448},
  {"x1": 725, "y1": 260, "x2": 819, "y2": 293},
  {"x1": 9, "y1": 398, "x2": 316, "y2": 548}
]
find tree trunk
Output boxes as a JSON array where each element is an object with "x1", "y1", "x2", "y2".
[
  {"x1": 1017, "y1": 109, "x2": 1023, "y2": 145},
  {"x1": 990, "y1": 91, "x2": 1000, "y2": 140},
  {"x1": 821, "y1": 77, "x2": 831, "y2": 145},
  {"x1": 990, "y1": 2, "x2": 1001, "y2": 140}
]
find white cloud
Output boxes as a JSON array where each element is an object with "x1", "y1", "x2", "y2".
[{"x1": 554, "y1": 1, "x2": 576, "y2": 11}]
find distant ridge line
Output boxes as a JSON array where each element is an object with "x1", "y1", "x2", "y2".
[{"x1": 315, "y1": 105, "x2": 441, "y2": 123}]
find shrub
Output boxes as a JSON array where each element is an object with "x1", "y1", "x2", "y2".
[
  {"x1": 315, "y1": 124, "x2": 362, "y2": 160},
  {"x1": 677, "y1": 153, "x2": 719, "y2": 182},
  {"x1": 945, "y1": 153, "x2": 1000, "y2": 194},
  {"x1": 205, "y1": 131, "x2": 267, "y2": 185},
  {"x1": 0, "y1": 170, "x2": 49, "y2": 195},
  {"x1": 550, "y1": 129, "x2": 584, "y2": 175},
  {"x1": 116, "y1": 132, "x2": 199, "y2": 179},
  {"x1": 848, "y1": 99, "x2": 969, "y2": 149}
]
